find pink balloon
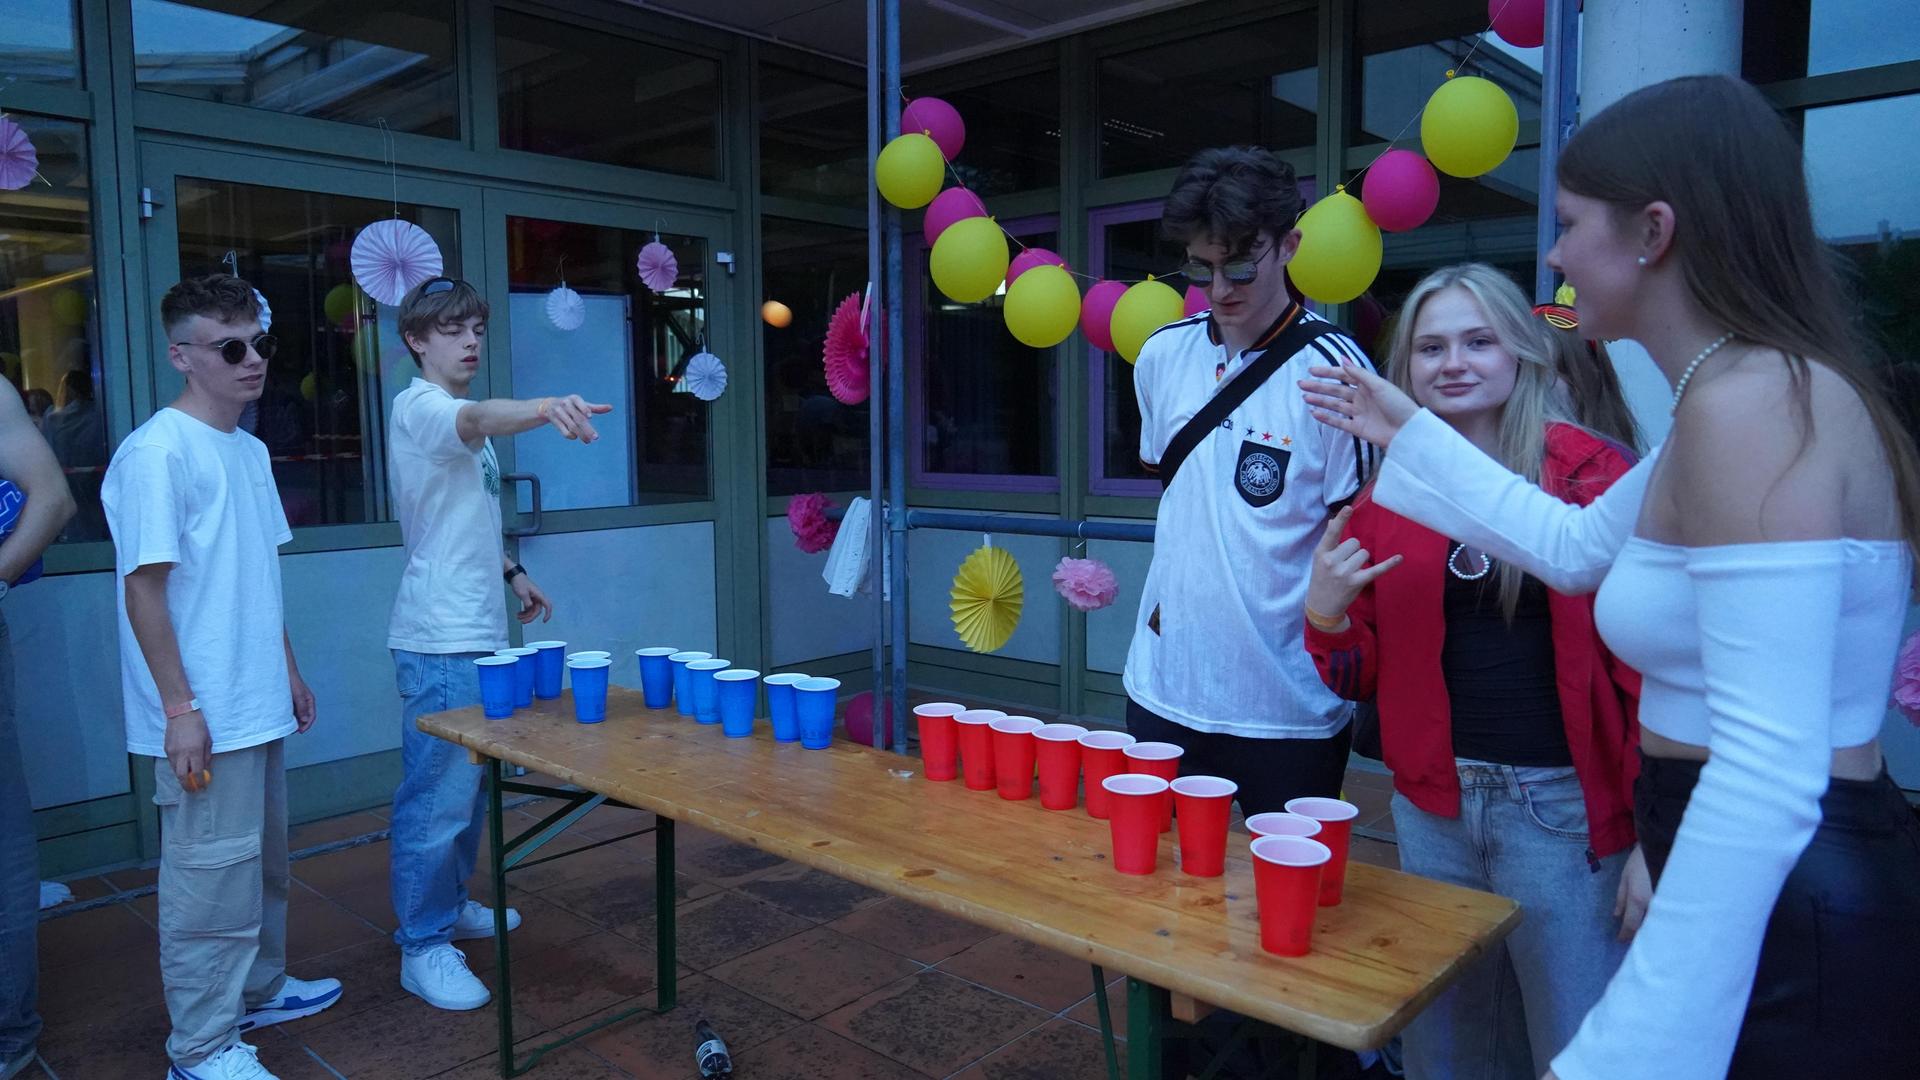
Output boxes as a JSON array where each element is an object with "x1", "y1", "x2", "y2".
[
  {"x1": 1362, "y1": 150, "x2": 1441, "y2": 233},
  {"x1": 922, "y1": 186, "x2": 987, "y2": 247},
  {"x1": 1006, "y1": 247, "x2": 1068, "y2": 288},
  {"x1": 902, "y1": 97, "x2": 965, "y2": 160},
  {"x1": 1489, "y1": 0, "x2": 1545, "y2": 48},
  {"x1": 1183, "y1": 285, "x2": 1210, "y2": 317},
  {"x1": 844, "y1": 691, "x2": 896, "y2": 747},
  {"x1": 1080, "y1": 280, "x2": 1128, "y2": 353}
]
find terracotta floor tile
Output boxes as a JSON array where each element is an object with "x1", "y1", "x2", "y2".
[
  {"x1": 1342, "y1": 766, "x2": 1395, "y2": 794},
  {"x1": 285, "y1": 885, "x2": 385, "y2": 961},
  {"x1": 288, "y1": 810, "x2": 389, "y2": 853},
  {"x1": 1063, "y1": 977, "x2": 1129, "y2": 1042},
  {"x1": 33, "y1": 999, "x2": 173, "y2": 1078},
  {"x1": 616, "y1": 890, "x2": 813, "y2": 972},
  {"x1": 676, "y1": 839, "x2": 789, "y2": 888},
  {"x1": 728, "y1": 1023, "x2": 924, "y2": 1080},
  {"x1": 456, "y1": 893, "x2": 605, "y2": 974},
  {"x1": 251, "y1": 1028, "x2": 348, "y2": 1079},
  {"x1": 330, "y1": 879, "x2": 399, "y2": 933},
  {"x1": 297, "y1": 986, "x2": 515, "y2": 1077},
  {"x1": 536, "y1": 862, "x2": 714, "y2": 934},
  {"x1": 509, "y1": 930, "x2": 663, "y2": 1031},
  {"x1": 35, "y1": 911, "x2": 164, "y2": 1020},
  {"x1": 37, "y1": 902, "x2": 157, "y2": 975},
  {"x1": 580, "y1": 974, "x2": 803, "y2": 1076},
  {"x1": 708, "y1": 927, "x2": 919, "y2": 1020},
  {"x1": 496, "y1": 837, "x2": 652, "y2": 895},
  {"x1": 430, "y1": 1043, "x2": 629, "y2": 1079},
  {"x1": 825, "y1": 896, "x2": 997, "y2": 965},
  {"x1": 289, "y1": 838, "x2": 393, "y2": 895},
  {"x1": 937, "y1": 934, "x2": 1099, "y2": 1013},
  {"x1": 47, "y1": 875, "x2": 116, "y2": 903},
  {"x1": 819, "y1": 970, "x2": 1048, "y2": 1078},
  {"x1": 952, "y1": 1017, "x2": 1124, "y2": 1080},
  {"x1": 103, "y1": 863, "x2": 160, "y2": 891},
  {"x1": 735, "y1": 863, "x2": 889, "y2": 924},
  {"x1": 1349, "y1": 835, "x2": 1401, "y2": 871},
  {"x1": 272, "y1": 937, "x2": 411, "y2": 1031},
  {"x1": 573, "y1": 802, "x2": 658, "y2": 841}
]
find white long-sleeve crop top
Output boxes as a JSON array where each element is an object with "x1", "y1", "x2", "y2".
[{"x1": 1371, "y1": 408, "x2": 1912, "y2": 1080}]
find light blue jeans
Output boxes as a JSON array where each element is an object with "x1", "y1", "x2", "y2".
[
  {"x1": 390, "y1": 650, "x2": 490, "y2": 955},
  {"x1": 1391, "y1": 762, "x2": 1627, "y2": 1080},
  {"x1": 0, "y1": 613, "x2": 41, "y2": 1060}
]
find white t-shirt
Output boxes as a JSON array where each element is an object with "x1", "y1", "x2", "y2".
[
  {"x1": 1123, "y1": 307, "x2": 1376, "y2": 739},
  {"x1": 386, "y1": 378, "x2": 507, "y2": 654},
  {"x1": 102, "y1": 408, "x2": 295, "y2": 757}
]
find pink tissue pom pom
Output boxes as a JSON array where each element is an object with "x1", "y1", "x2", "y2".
[
  {"x1": 787, "y1": 493, "x2": 838, "y2": 555},
  {"x1": 1895, "y1": 629, "x2": 1920, "y2": 726},
  {"x1": 1052, "y1": 557, "x2": 1118, "y2": 613}
]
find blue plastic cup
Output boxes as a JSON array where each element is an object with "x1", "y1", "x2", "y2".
[
  {"x1": 668, "y1": 651, "x2": 712, "y2": 717},
  {"x1": 793, "y1": 677, "x2": 842, "y2": 750},
  {"x1": 636, "y1": 647, "x2": 677, "y2": 709},
  {"x1": 687, "y1": 659, "x2": 730, "y2": 725},
  {"x1": 762, "y1": 673, "x2": 809, "y2": 743},
  {"x1": 568, "y1": 658, "x2": 611, "y2": 723},
  {"x1": 495, "y1": 648, "x2": 537, "y2": 707},
  {"x1": 474, "y1": 656, "x2": 518, "y2": 719},
  {"x1": 568, "y1": 650, "x2": 611, "y2": 665},
  {"x1": 715, "y1": 669, "x2": 761, "y2": 738},
  {"x1": 528, "y1": 640, "x2": 568, "y2": 699}
]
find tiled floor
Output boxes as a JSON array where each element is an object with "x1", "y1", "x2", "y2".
[{"x1": 27, "y1": 723, "x2": 1399, "y2": 1080}]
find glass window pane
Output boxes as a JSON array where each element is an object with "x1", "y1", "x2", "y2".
[
  {"x1": 1, "y1": 114, "x2": 104, "y2": 542},
  {"x1": 1, "y1": 0, "x2": 81, "y2": 87},
  {"x1": 759, "y1": 62, "x2": 867, "y2": 209},
  {"x1": 496, "y1": 12, "x2": 720, "y2": 178},
  {"x1": 1744, "y1": 0, "x2": 1920, "y2": 81},
  {"x1": 1095, "y1": 215, "x2": 1187, "y2": 489},
  {"x1": 505, "y1": 217, "x2": 710, "y2": 506},
  {"x1": 1098, "y1": 12, "x2": 1316, "y2": 177},
  {"x1": 918, "y1": 224, "x2": 1058, "y2": 481},
  {"x1": 132, "y1": 0, "x2": 459, "y2": 138},
  {"x1": 172, "y1": 179, "x2": 462, "y2": 527},
  {"x1": 913, "y1": 60, "x2": 1059, "y2": 198},
  {"x1": 1355, "y1": 0, "x2": 1542, "y2": 145},
  {"x1": 763, "y1": 217, "x2": 869, "y2": 496}
]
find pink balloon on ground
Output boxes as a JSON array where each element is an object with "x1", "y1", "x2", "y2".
[
  {"x1": 1489, "y1": 0, "x2": 1546, "y2": 48},
  {"x1": 902, "y1": 97, "x2": 965, "y2": 160},
  {"x1": 1184, "y1": 285, "x2": 1210, "y2": 317},
  {"x1": 1081, "y1": 280, "x2": 1128, "y2": 353},
  {"x1": 844, "y1": 691, "x2": 897, "y2": 747},
  {"x1": 922, "y1": 186, "x2": 987, "y2": 247},
  {"x1": 1006, "y1": 248, "x2": 1068, "y2": 288},
  {"x1": 1362, "y1": 150, "x2": 1441, "y2": 233}
]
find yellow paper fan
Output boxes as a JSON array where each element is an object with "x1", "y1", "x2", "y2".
[{"x1": 950, "y1": 544, "x2": 1024, "y2": 653}]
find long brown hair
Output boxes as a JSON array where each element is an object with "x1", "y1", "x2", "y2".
[
  {"x1": 1558, "y1": 74, "x2": 1920, "y2": 578},
  {"x1": 1545, "y1": 331, "x2": 1642, "y2": 453}
]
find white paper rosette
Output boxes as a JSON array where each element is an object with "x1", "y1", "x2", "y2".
[
  {"x1": 683, "y1": 351, "x2": 727, "y2": 401},
  {"x1": 350, "y1": 219, "x2": 443, "y2": 306}
]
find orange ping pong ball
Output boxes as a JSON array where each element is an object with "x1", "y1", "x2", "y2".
[{"x1": 761, "y1": 300, "x2": 793, "y2": 328}]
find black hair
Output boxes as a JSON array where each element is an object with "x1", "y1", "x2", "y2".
[
  {"x1": 161, "y1": 274, "x2": 261, "y2": 336},
  {"x1": 1161, "y1": 146, "x2": 1304, "y2": 254}
]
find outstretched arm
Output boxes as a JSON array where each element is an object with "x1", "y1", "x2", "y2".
[{"x1": 456, "y1": 394, "x2": 612, "y2": 444}]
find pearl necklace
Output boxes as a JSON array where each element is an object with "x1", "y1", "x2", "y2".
[
  {"x1": 1448, "y1": 543, "x2": 1492, "y2": 581},
  {"x1": 1669, "y1": 332, "x2": 1735, "y2": 413}
]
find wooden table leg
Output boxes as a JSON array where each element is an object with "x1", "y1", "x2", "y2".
[
  {"x1": 654, "y1": 816, "x2": 677, "y2": 1013},
  {"x1": 1127, "y1": 978, "x2": 1168, "y2": 1080}
]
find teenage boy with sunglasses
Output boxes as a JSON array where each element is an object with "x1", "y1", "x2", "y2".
[
  {"x1": 103, "y1": 274, "x2": 340, "y2": 1080},
  {"x1": 384, "y1": 276, "x2": 610, "y2": 1012},
  {"x1": 1124, "y1": 147, "x2": 1378, "y2": 815}
]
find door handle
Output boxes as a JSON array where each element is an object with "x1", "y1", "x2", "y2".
[{"x1": 503, "y1": 473, "x2": 542, "y2": 536}]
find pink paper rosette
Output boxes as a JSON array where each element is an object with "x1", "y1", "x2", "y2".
[
  {"x1": 1896, "y1": 630, "x2": 1920, "y2": 726},
  {"x1": 0, "y1": 117, "x2": 38, "y2": 191},
  {"x1": 635, "y1": 241, "x2": 679, "y2": 292},
  {"x1": 787, "y1": 493, "x2": 839, "y2": 555},
  {"x1": 1052, "y1": 557, "x2": 1119, "y2": 612},
  {"x1": 824, "y1": 291, "x2": 870, "y2": 405},
  {"x1": 350, "y1": 219, "x2": 443, "y2": 306}
]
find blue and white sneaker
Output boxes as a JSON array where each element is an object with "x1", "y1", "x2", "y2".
[
  {"x1": 449, "y1": 899, "x2": 521, "y2": 941},
  {"x1": 238, "y1": 976, "x2": 342, "y2": 1032},
  {"x1": 166, "y1": 1040, "x2": 278, "y2": 1079}
]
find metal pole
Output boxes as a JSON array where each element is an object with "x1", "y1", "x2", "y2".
[
  {"x1": 905, "y1": 511, "x2": 1153, "y2": 544},
  {"x1": 865, "y1": 0, "x2": 885, "y2": 745},
  {"x1": 1534, "y1": 0, "x2": 1580, "y2": 302},
  {"x1": 884, "y1": 0, "x2": 909, "y2": 755}
]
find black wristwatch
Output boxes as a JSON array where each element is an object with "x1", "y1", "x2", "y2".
[{"x1": 504, "y1": 563, "x2": 528, "y2": 584}]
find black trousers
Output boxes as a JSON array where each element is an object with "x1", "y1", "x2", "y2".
[
  {"x1": 1636, "y1": 752, "x2": 1920, "y2": 1080},
  {"x1": 1124, "y1": 699, "x2": 1354, "y2": 819}
]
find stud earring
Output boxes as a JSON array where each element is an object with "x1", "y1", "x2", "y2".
[{"x1": 1636, "y1": 256, "x2": 1648, "y2": 266}]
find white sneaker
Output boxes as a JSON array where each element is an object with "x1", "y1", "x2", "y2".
[
  {"x1": 166, "y1": 1040, "x2": 278, "y2": 1080},
  {"x1": 239, "y1": 975, "x2": 343, "y2": 1032},
  {"x1": 400, "y1": 944, "x2": 491, "y2": 1011},
  {"x1": 449, "y1": 898, "x2": 522, "y2": 941}
]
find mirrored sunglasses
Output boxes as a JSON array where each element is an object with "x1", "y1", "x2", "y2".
[{"x1": 175, "y1": 333, "x2": 278, "y2": 365}]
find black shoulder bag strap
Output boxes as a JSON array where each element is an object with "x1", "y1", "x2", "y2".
[{"x1": 1157, "y1": 312, "x2": 1343, "y2": 491}]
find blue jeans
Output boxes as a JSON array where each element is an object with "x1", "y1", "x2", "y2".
[
  {"x1": 1391, "y1": 763, "x2": 1626, "y2": 1080},
  {"x1": 0, "y1": 613, "x2": 42, "y2": 1058},
  {"x1": 390, "y1": 650, "x2": 489, "y2": 954}
]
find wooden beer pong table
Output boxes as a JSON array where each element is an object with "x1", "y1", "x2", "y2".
[{"x1": 420, "y1": 688, "x2": 1518, "y2": 1079}]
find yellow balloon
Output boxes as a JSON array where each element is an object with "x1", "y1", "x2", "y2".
[
  {"x1": 875, "y1": 132, "x2": 945, "y2": 209},
  {"x1": 1289, "y1": 191, "x2": 1382, "y2": 304},
  {"x1": 930, "y1": 217, "x2": 1010, "y2": 304},
  {"x1": 1110, "y1": 278, "x2": 1185, "y2": 364},
  {"x1": 1421, "y1": 75, "x2": 1519, "y2": 178},
  {"x1": 1002, "y1": 264, "x2": 1081, "y2": 348}
]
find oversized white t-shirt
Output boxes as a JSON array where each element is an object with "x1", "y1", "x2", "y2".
[
  {"x1": 1124, "y1": 307, "x2": 1376, "y2": 739},
  {"x1": 102, "y1": 408, "x2": 295, "y2": 756},
  {"x1": 386, "y1": 378, "x2": 507, "y2": 654}
]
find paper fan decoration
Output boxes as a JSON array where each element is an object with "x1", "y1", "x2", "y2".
[
  {"x1": 350, "y1": 219, "x2": 443, "y2": 306},
  {"x1": 950, "y1": 544, "x2": 1024, "y2": 653},
  {"x1": 1052, "y1": 557, "x2": 1118, "y2": 612},
  {"x1": 824, "y1": 290, "x2": 871, "y2": 405},
  {"x1": 683, "y1": 351, "x2": 727, "y2": 401},
  {"x1": 252, "y1": 289, "x2": 273, "y2": 332},
  {"x1": 636, "y1": 241, "x2": 679, "y2": 293},
  {"x1": 546, "y1": 284, "x2": 585, "y2": 331},
  {"x1": 0, "y1": 117, "x2": 39, "y2": 191}
]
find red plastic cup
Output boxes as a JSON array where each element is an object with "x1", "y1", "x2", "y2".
[
  {"x1": 1244, "y1": 812, "x2": 1323, "y2": 841},
  {"x1": 1251, "y1": 835, "x2": 1332, "y2": 956},
  {"x1": 989, "y1": 716, "x2": 1042, "y2": 800},
  {"x1": 1032, "y1": 723, "x2": 1088, "y2": 810},
  {"x1": 913, "y1": 702, "x2": 965, "y2": 781},
  {"x1": 1102, "y1": 774, "x2": 1170, "y2": 875},
  {"x1": 1170, "y1": 776, "x2": 1238, "y2": 877},
  {"x1": 1078, "y1": 731, "x2": 1137, "y2": 819},
  {"x1": 954, "y1": 710, "x2": 1004, "y2": 791},
  {"x1": 1284, "y1": 797, "x2": 1361, "y2": 906},
  {"x1": 1122, "y1": 742, "x2": 1184, "y2": 832}
]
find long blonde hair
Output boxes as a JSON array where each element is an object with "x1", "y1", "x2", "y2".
[{"x1": 1386, "y1": 263, "x2": 1572, "y2": 620}]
